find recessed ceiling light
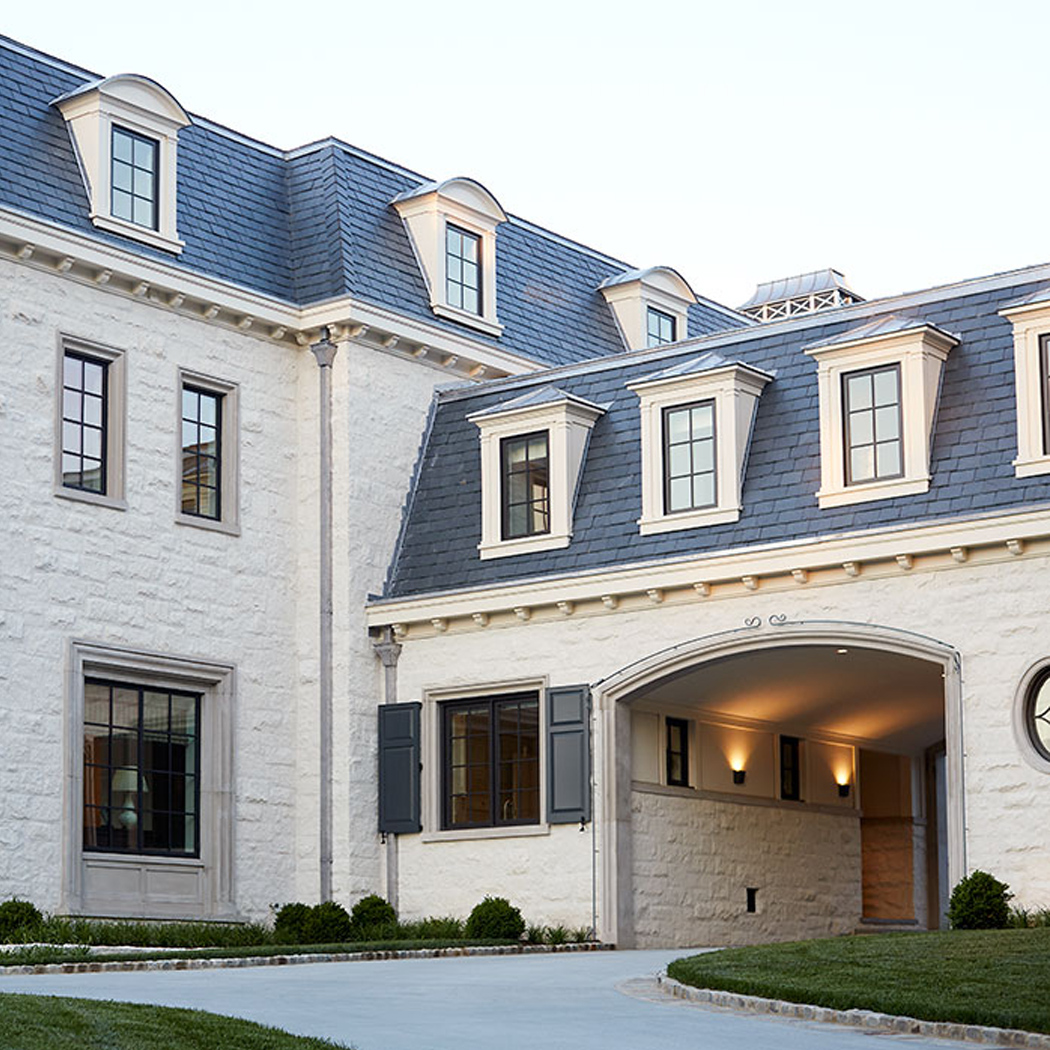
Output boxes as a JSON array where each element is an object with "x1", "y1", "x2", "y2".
[{"x1": 836, "y1": 648, "x2": 848, "y2": 654}]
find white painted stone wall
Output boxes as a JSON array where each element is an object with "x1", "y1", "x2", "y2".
[{"x1": 631, "y1": 788, "x2": 861, "y2": 947}]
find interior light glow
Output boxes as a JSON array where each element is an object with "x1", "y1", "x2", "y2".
[{"x1": 836, "y1": 648, "x2": 849, "y2": 654}]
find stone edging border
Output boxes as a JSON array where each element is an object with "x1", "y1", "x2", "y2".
[
  {"x1": 658, "y1": 976, "x2": 1050, "y2": 1048},
  {"x1": 0, "y1": 941, "x2": 613, "y2": 977}
]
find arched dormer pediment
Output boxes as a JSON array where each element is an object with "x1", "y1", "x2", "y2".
[
  {"x1": 392, "y1": 176, "x2": 507, "y2": 336},
  {"x1": 52, "y1": 74, "x2": 191, "y2": 254},
  {"x1": 599, "y1": 266, "x2": 698, "y2": 351}
]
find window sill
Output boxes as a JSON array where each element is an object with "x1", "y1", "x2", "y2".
[
  {"x1": 83, "y1": 851, "x2": 204, "y2": 868},
  {"x1": 90, "y1": 212, "x2": 184, "y2": 255},
  {"x1": 421, "y1": 824, "x2": 551, "y2": 844},
  {"x1": 638, "y1": 506, "x2": 740, "y2": 535},
  {"x1": 431, "y1": 302, "x2": 503, "y2": 337},
  {"x1": 816, "y1": 475, "x2": 929, "y2": 509},
  {"x1": 175, "y1": 513, "x2": 241, "y2": 536},
  {"x1": 1014, "y1": 456, "x2": 1050, "y2": 479},
  {"x1": 54, "y1": 486, "x2": 126, "y2": 511},
  {"x1": 478, "y1": 532, "x2": 570, "y2": 559}
]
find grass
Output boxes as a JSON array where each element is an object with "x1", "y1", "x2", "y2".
[
  {"x1": 0, "y1": 937, "x2": 515, "y2": 969},
  {"x1": 666, "y1": 928, "x2": 1050, "y2": 1034},
  {"x1": 0, "y1": 993, "x2": 349, "y2": 1050}
]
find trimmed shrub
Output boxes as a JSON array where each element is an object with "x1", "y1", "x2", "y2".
[
  {"x1": 0, "y1": 900, "x2": 42, "y2": 941},
  {"x1": 301, "y1": 901, "x2": 352, "y2": 945},
  {"x1": 948, "y1": 870, "x2": 1012, "y2": 929},
  {"x1": 273, "y1": 903, "x2": 312, "y2": 945},
  {"x1": 349, "y1": 894, "x2": 396, "y2": 937},
  {"x1": 464, "y1": 897, "x2": 524, "y2": 941}
]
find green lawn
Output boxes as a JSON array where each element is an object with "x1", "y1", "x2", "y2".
[
  {"x1": 0, "y1": 994, "x2": 349, "y2": 1050},
  {"x1": 667, "y1": 928, "x2": 1050, "y2": 1034}
]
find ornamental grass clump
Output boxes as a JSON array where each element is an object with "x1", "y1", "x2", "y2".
[
  {"x1": 948, "y1": 870, "x2": 1012, "y2": 930},
  {"x1": 464, "y1": 896, "x2": 525, "y2": 941}
]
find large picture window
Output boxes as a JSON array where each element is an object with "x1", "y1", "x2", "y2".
[
  {"x1": 83, "y1": 679, "x2": 200, "y2": 857},
  {"x1": 501, "y1": 431, "x2": 550, "y2": 540},
  {"x1": 61, "y1": 352, "x2": 108, "y2": 494},
  {"x1": 843, "y1": 364, "x2": 903, "y2": 485},
  {"x1": 446, "y1": 224, "x2": 482, "y2": 315},
  {"x1": 443, "y1": 693, "x2": 539, "y2": 829},
  {"x1": 663, "y1": 401, "x2": 716, "y2": 514}
]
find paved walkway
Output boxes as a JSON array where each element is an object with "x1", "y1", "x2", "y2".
[{"x1": 1, "y1": 948, "x2": 978, "y2": 1049}]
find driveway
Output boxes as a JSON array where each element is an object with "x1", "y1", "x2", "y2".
[{"x1": 1, "y1": 948, "x2": 976, "y2": 1049}]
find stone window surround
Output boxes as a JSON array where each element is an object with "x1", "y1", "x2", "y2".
[
  {"x1": 1012, "y1": 659, "x2": 1050, "y2": 773},
  {"x1": 175, "y1": 368, "x2": 241, "y2": 536},
  {"x1": 804, "y1": 322, "x2": 957, "y2": 509},
  {"x1": 419, "y1": 676, "x2": 551, "y2": 843},
  {"x1": 999, "y1": 298, "x2": 1050, "y2": 478},
  {"x1": 53, "y1": 334, "x2": 127, "y2": 511},
  {"x1": 63, "y1": 640, "x2": 237, "y2": 919},
  {"x1": 628, "y1": 359, "x2": 771, "y2": 535}
]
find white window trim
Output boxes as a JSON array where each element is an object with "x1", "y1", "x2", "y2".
[
  {"x1": 420, "y1": 677, "x2": 549, "y2": 842},
  {"x1": 599, "y1": 267, "x2": 696, "y2": 352},
  {"x1": 175, "y1": 369, "x2": 241, "y2": 535},
  {"x1": 392, "y1": 178, "x2": 506, "y2": 336},
  {"x1": 628, "y1": 360, "x2": 771, "y2": 535},
  {"x1": 999, "y1": 299, "x2": 1050, "y2": 478},
  {"x1": 53, "y1": 75, "x2": 189, "y2": 255},
  {"x1": 804, "y1": 324, "x2": 957, "y2": 509},
  {"x1": 469, "y1": 392, "x2": 604, "y2": 559},
  {"x1": 54, "y1": 334, "x2": 127, "y2": 511},
  {"x1": 63, "y1": 640, "x2": 237, "y2": 919}
]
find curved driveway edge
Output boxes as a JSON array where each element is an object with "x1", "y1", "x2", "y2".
[
  {"x1": 658, "y1": 975, "x2": 1050, "y2": 1048},
  {"x1": 0, "y1": 940, "x2": 611, "y2": 978}
]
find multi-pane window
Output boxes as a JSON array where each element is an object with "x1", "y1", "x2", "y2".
[
  {"x1": 443, "y1": 694, "x2": 540, "y2": 828},
  {"x1": 501, "y1": 431, "x2": 549, "y2": 540},
  {"x1": 61, "y1": 352, "x2": 107, "y2": 493},
  {"x1": 83, "y1": 678, "x2": 200, "y2": 856},
  {"x1": 663, "y1": 401, "x2": 716, "y2": 514},
  {"x1": 843, "y1": 365, "x2": 903, "y2": 485},
  {"x1": 446, "y1": 224, "x2": 481, "y2": 315},
  {"x1": 111, "y1": 126, "x2": 158, "y2": 230},
  {"x1": 1040, "y1": 334, "x2": 1050, "y2": 456},
  {"x1": 181, "y1": 386, "x2": 222, "y2": 519},
  {"x1": 647, "y1": 307, "x2": 676, "y2": 347},
  {"x1": 666, "y1": 717, "x2": 689, "y2": 787},
  {"x1": 1026, "y1": 668, "x2": 1050, "y2": 762},
  {"x1": 780, "y1": 735, "x2": 801, "y2": 801}
]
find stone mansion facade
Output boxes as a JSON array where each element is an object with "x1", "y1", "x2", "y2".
[{"x1": 2, "y1": 34, "x2": 1049, "y2": 947}]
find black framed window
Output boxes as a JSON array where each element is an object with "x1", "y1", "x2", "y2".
[
  {"x1": 1040, "y1": 335, "x2": 1050, "y2": 456},
  {"x1": 61, "y1": 352, "x2": 107, "y2": 493},
  {"x1": 446, "y1": 224, "x2": 481, "y2": 315},
  {"x1": 780, "y1": 735, "x2": 801, "y2": 801},
  {"x1": 1025, "y1": 666, "x2": 1050, "y2": 762},
  {"x1": 501, "y1": 431, "x2": 549, "y2": 539},
  {"x1": 443, "y1": 693, "x2": 539, "y2": 828},
  {"x1": 647, "y1": 307, "x2": 676, "y2": 347},
  {"x1": 111, "y1": 126, "x2": 159, "y2": 231},
  {"x1": 83, "y1": 678, "x2": 200, "y2": 857},
  {"x1": 181, "y1": 386, "x2": 222, "y2": 519},
  {"x1": 663, "y1": 401, "x2": 716, "y2": 514},
  {"x1": 843, "y1": 364, "x2": 903, "y2": 485},
  {"x1": 666, "y1": 717, "x2": 689, "y2": 787}
]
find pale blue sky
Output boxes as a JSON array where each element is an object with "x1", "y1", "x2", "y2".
[{"x1": 7, "y1": 0, "x2": 1050, "y2": 308}]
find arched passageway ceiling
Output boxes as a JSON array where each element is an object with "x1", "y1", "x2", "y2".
[{"x1": 635, "y1": 645, "x2": 945, "y2": 754}]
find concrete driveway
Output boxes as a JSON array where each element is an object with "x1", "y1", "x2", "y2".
[{"x1": 1, "y1": 948, "x2": 976, "y2": 1049}]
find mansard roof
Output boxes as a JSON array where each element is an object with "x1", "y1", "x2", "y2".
[
  {"x1": 0, "y1": 35, "x2": 743, "y2": 369},
  {"x1": 382, "y1": 267, "x2": 1050, "y2": 600}
]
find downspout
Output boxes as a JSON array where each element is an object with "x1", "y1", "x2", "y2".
[
  {"x1": 310, "y1": 327, "x2": 338, "y2": 903},
  {"x1": 373, "y1": 626, "x2": 403, "y2": 910}
]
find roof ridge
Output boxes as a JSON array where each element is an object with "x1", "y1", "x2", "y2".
[{"x1": 0, "y1": 33, "x2": 98, "y2": 79}]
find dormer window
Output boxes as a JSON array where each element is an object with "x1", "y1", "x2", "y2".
[
  {"x1": 52, "y1": 74, "x2": 190, "y2": 254},
  {"x1": 647, "y1": 307, "x2": 676, "y2": 348},
  {"x1": 470, "y1": 387, "x2": 604, "y2": 559},
  {"x1": 999, "y1": 289, "x2": 1050, "y2": 478},
  {"x1": 664, "y1": 401, "x2": 716, "y2": 512},
  {"x1": 392, "y1": 178, "x2": 506, "y2": 337},
  {"x1": 804, "y1": 315, "x2": 957, "y2": 508},
  {"x1": 600, "y1": 267, "x2": 696, "y2": 352},
  {"x1": 446, "y1": 225, "x2": 482, "y2": 316},
  {"x1": 111, "y1": 126, "x2": 158, "y2": 230}
]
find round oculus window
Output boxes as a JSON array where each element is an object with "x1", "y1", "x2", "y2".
[{"x1": 1026, "y1": 668, "x2": 1050, "y2": 762}]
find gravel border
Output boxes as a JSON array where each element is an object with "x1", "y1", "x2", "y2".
[
  {"x1": 658, "y1": 975, "x2": 1050, "y2": 1048},
  {"x1": 0, "y1": 941, "x2": 612, "y2": 977}
]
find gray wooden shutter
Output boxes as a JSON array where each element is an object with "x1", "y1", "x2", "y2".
[
  {"x1": 546, "y1": 685, "x2": 591, "y2": 824},
  {"x1": 378, "y1": 702, "x2": 421, "y2": 834}
]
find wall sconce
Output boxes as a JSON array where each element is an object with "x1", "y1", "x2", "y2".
[
  {"x1": 837, "y1": 781, "x2": 851, "y2": 798},
  {"x1": 733, "y1": 769, "x2": 746, "y2": 785}
]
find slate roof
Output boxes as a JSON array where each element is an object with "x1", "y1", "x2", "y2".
[
  {"x1": 0, "y1": 35, "x2": 745, "y2": 369},
  {"x1": 802, "y1": 313, "x2": 959, "y2": 351},
  {"x1": 383, "y1": 271, "x2": 1050, "y2": 599}
]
